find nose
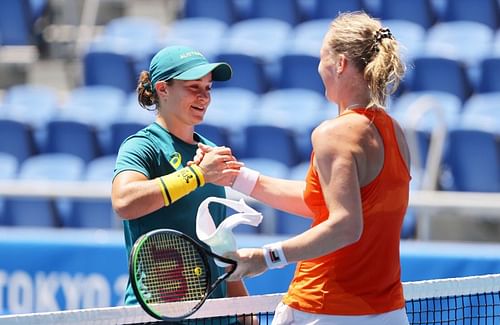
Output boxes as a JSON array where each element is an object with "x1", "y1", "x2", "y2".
[{"x1": 197, "y1": 89, "x2": 210, "y2": 103}]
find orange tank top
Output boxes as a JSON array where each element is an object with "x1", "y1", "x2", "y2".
[{"x1": 282, "y1": 108, "x2": 411, "y2": 315}]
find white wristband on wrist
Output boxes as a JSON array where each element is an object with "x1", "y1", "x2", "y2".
[
  {"x1": 232, "y1": 167, "x2": 260, "y2": 196},
  {"x1": 263, "y1": 242, "x2": 288, "y2": 269}
]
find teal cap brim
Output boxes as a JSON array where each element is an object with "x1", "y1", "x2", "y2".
[{"x1": 174, "y1": 62, "x2": 232, "y2": 81}]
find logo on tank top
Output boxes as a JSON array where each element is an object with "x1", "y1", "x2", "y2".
[{"x1": 169, "y1": 152, "x2": 182, "y2": 169}]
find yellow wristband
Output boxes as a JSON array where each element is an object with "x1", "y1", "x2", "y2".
[
  {"x1": 190, "y1": 164, "x2": 205, "y2": 187},
  {"x1": 157, "y1": 166, "x2": 205, "y2": 206}
]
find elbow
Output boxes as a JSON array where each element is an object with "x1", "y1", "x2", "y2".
[
  {"x1": 346, "y1": 224, "x2": 363, "y2": 245},
  {"x1": 112, "y1": 194, "x2": 135, "y2": 220},
  {"x1": 328, "y1": 214, "x2": 363, "y2": 247},
  {"x1": 345, "y1": 217, "x2": 363, "y2": 245}
]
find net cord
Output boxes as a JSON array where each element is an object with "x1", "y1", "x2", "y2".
[{"x1": 2, "y1": 273, "x2": 500, "y2": 324}]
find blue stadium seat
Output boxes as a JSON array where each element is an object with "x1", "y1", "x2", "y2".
[
  {"x1": 58, "y1": 86, "x2": 126, "y2": 128},
  {"x1": 288, "y1": 19, "x2": 331, "y2": 56},
  {"x1": 57, "y1": 85, "x2": 127, "y2": 154},
  {"x1": 214, "y1": 53, "x2": 269, "y2": 94},
  {"x1": 379, "y1": 0, "x2": 437, "y2": 29},
  {"x1": 88, "y1": 16, "x2": 163, "y2": 75},
  {"x1": 2, "y1": 84, "x2": 59, "y2": 127},
  {"x1": 224, "y1": 18, "x2": 292, "y2": 63},
  {"x1": 83, "y1": 51, "x2": 137, "y2": 93},
  {"x1": 237, "y1": 157, "x2": 290, "y2": 234},
  {"x1": 110, "y1": 122, "x2": 147, "y2": 154},
  {"x1": 460, "y1": 93, "x2": 500, "y2": 132},
  {"x1": 424, "y1": 21, "x2": 494, "y2": 87},
  {"x1": 5, "y1": 153, "x2": 85, "y2": 227},
  {"x1": 0, "y1": 0, "x2": 35, "y2": 45},
  {"x1": 45, "y1": 121, "x2": 101, "y2": 163},
  {"x1": 256, "y1": 89, "x2": 326, "y2": 162},
  {"x1": 101, "y1": 16, "x2": 163, "y2": 50},
  {"x1": 277, "y1": 54, "x2": 324, "y2": 94},
  {"x1": 244, "y1": 125, "x2": 301, "y2": 166},
  {"x1": 478, "y1": 58, "x2": 500, "y2": 93},
  {"x1": 69, "y1": 155, "x2": 117, "y2": 228},
  {"x1": 195, "y1": 124, "x2": 231, "y2": 147},
  {"x1": 391, "y1": 91, "x2": 462, "y2": 169},
  {"x1": 0, "y1": 119, "x2": 37, "y2": 162},
  {"x1": 29, "y1": 0, "x2": 48, "y2": 23},
  {"x1": 0, "y1": 153, "x2": 18, "y2": 179},
  {"x1": 247, "y1": 0, "x2": 303, "y2": 25},
  {"x1": 204, "y1": 87, "x2": 258, "y2": 156},
  {"x1": 182, "y1": 0, "x2": 239, "y2": 24},
  {"x1": 447, "y1": 128, "x2": 500, "y2": 192},
  {"x1": 382, "y1": 20, "x2": 426, "y2": 62},
  {"x1": 205, "y1": 87, "x2": 258, "y2": 131},
  {"x1": 391, "y1": 91, "x2": 462, "y2": 132},
  {"x1": 310, "y1": 0, "x2": 365, "y2": 20},
  {"x1": 123, "y1": 93, "x2": 157, "y2": 124},
  {"x1": 276, "y1": 161, "x2": 312, "y2": 235},
  {"x1": 409, "y1": 57, "x2": 473, "y2": 102},
  {"x1": 0, "y1": 153, "x2": 19, "y2": 225},
  {"x1": 164, "y1": 18, "x2": 228, "y2": 61},
  {"x1": 256, "y1": 89, "x2": 326, "y2": 132},
  {"x1": 443, "y1": 0, "x2": 500, "y2": 30}
]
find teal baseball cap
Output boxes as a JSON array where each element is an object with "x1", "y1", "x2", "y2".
[{"x1": 149, "y1": 46, "x2": 232, "y2": 87}]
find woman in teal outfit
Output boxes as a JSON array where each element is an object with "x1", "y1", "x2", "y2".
[{"x1": 111, "y1": 45, "x2": 254, "y2": 319}]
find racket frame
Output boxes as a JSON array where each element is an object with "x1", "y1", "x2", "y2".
[{"x1": 129, "y1": 228, "x2": 237, "y2": 321}]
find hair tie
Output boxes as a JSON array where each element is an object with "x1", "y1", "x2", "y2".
[
  {"x1": 371, "y1": 28, "x2": 394, "y2": 54},
  {"x1": 374, "y1": 28, "x2": 393, "y2": 43},
  {"x1": 142, "y1": 81, "x2": 153, "y2": 92}
]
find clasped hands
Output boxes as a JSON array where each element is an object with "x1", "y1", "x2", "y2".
[{"x1": 188, "y1": 143, "x2": 242, "y2": 186}]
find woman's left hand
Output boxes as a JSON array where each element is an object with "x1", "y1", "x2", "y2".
[{"x1": 225, "y1": 248, "x2": 268, "y2": 281}]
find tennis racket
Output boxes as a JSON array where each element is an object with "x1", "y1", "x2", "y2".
[{"x1": 129, "y1": 229, "x2": 237, "y2": 321}]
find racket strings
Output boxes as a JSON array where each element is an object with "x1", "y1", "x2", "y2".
[{"x1": 135, "y1": 233, "x2": 209, "y2": 317}]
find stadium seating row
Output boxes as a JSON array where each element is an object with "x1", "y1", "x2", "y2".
[
  {"x1": 180, "y1": 0, "x2": 500, "y2": 30},
  {"x1": 1, "y1": 84, "x2": 499, "y2": 167},
  {"x1": 83, "y1": 16, "x2": 500, "y2": 98}
]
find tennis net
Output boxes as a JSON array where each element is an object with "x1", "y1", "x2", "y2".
[{"x1": 1, "y1": 273, "x2": 499, "y2": 324}]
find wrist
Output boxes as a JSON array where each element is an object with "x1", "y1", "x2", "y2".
[
  {"x1": 189, "y1": 164, "x2": 205, "y2": 186},
  {"x1": 262, "y1": 242, "x2": 288, "y2": 269},
  {"x1": 232, "y1": 167, "x2": 259, "y2": 196},
  {"x1": 157, "y1": 165, "x2": 205, "y2": 206}
]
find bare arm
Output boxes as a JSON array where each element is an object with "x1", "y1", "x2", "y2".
[
  {"x1": 281, "y1": 121, "x2": 364, "y2": 261},
  {"x1": 226, "y1": 119, "x2": 365, "y2": 280},
  {"x1": 249, "y1": 175, "x2": 313, "y2": 218},
  {"x1": 192, "y1": 143, "x2": 313, "y2": 218},
  {"x1": 112, "y1": 146, "x2": 242, "y2": 220}
]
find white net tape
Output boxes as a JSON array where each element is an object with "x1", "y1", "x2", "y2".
[{"x1": 2, "y1": 274, "x2": 500, "y2": 324}]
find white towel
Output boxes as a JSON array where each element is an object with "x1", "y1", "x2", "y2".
[{"x1": 196, "y1": 197, "x2": 263, "y2": 267}]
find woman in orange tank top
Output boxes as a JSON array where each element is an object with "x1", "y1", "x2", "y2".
[{"x1": 194, "y1": 11, "x2": 411, "y2": 325}]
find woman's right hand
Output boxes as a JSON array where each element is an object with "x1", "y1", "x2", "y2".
[{"x1": 194, "y1": 144, "x2": 243, "y2": 186}]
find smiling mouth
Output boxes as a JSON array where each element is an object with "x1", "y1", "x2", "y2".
[{"x1": 192, "y1": 105, "x2": 205, "y2": 111}]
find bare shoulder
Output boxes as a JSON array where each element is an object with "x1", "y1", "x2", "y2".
[{"x1": 312, "y1": 113, "x2": 372, "y2": 152}]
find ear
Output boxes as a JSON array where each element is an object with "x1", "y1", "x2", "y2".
[
  {"x1": 155, "y1": 81, "x2": 167, "y2": 96},
  {"x1": 336, "y1": 54, "x2": 347, "y2": 75}
]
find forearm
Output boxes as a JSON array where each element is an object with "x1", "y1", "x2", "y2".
[
  {"x1": 112, "y1": 179, "x2": 165, "y2": 220},
  {"x1": 251, "y1": 175, "x2": 313, "y2": 218},
  {"x1": 282, "y1": 213, "x2": 362, "y2": 263},
  {"x1": 112, "y1": 166, "x2": 205, "y2": 220}
]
